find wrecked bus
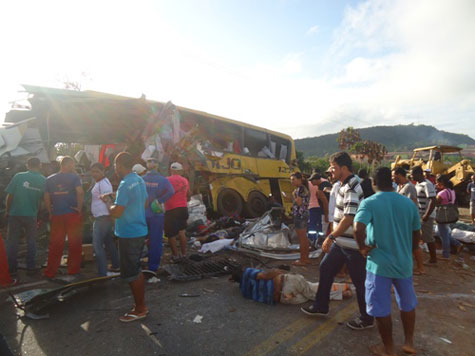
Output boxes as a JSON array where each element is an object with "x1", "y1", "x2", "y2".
[{"x1": 4, "y1": 85, "x2": 298, "y2": 218}]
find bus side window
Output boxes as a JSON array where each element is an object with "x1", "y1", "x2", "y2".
[
  {"x1": 270, "y1": 134, "x2": 291, "y2": 163},
  {"x1": 279, "y1": 144, "x2": 288, "y2": 162},
  {"x1": 212, "y1": 120, "x2": 243, "y2": 154},
  {"x1": 244, "y1": 128, "x2": 268, "y2": 157},
  {"x1": 270, "y1": 141, "x2": 277, "y2": 156}
]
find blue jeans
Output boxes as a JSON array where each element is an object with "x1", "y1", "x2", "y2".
[
  {"x1": 147, "y1": 214, "x2": 164, "y2": 271},
  {"x1": 6, "y1": 216, "x2": 37, "y2": 272},
  {"x1": 313, "y1": 243, "x2": 374, "y2": 324},
  {"x1": 437, "y1": 223, "x2": 461, "y2": 258},
  {"x1": 308, "y1": 207, "x2": 322, "y2": 242},
  {"x1": 92, "y1": 216, "x2": 119, "y2": 276}
]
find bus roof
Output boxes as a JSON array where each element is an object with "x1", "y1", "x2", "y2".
[
  {"x1": 176, "y1": 105, "x2": 293, "y2": 142},
  {"x1": 10, "y1": 84, "x2": 293, "y2": 144}
]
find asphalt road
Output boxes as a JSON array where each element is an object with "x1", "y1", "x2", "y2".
[{"x1": 1, "y1": 250, "x2": 475, "y2": 356}]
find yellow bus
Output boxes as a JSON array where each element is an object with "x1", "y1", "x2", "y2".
[
  {"x1": 6, "y1": 85, "x2": 299, "y2": 217},
  {"x1": 177, "y1": 106, "x2": 298, "y2": 217}
]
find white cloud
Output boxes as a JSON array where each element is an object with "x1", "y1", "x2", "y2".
[
  {"x1": 306, "y1": 25, "x2": 319, "y2": 36},
  {"x1": 281, "y1": 53, "x2": 304, "y2": 74},
  {"x1": 314, "y1": 0, "x2": 475, "y2": 138},
  {"x1": 1, "y1": 0, "x2": 474, "y2": 142}
]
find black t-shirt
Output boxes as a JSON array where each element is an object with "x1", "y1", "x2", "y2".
[
  {"x1": 360, "y1": 178, "x2": 375, "y2": 199},
  {"x1": 318, "y1": 181, "x2": 332, "y2": 201}
]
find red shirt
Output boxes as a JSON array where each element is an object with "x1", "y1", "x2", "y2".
[{"x1": 165, "y1": 175, "x2": 189, "y2": 211}]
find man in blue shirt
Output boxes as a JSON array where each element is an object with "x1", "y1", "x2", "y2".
[
  {"x1": 43, "y1": 156, "x2": 84, "y2": 279},
  {"x1": 354, "y1": 167, "x2": 421, "y2": 356},
  {"x1": 142, "y1": 158, "x2": 174, "y2": 273},
  {"x1": 108, "y1": 152, "x2": 148, "y2": 323}
]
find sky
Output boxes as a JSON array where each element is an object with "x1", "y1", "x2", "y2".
[{"x1": 1, "y1": 0, "x2": 474, "y2": 139}]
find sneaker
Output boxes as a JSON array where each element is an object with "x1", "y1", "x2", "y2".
[
  {"x1": 300, "y1": 305, "x2": 329, "y2": 316},
  {"x1": 106, "y1": 272, "x2": 120, "y2": 277},
  {"x1": 346, "y1": 317, "x2": 374, "y2": 330}
]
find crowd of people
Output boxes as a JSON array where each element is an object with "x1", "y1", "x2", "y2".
[
  {"x1": 286, "y1": 152, "x2": 471, "y2": 356},
  {"x1": 0, "y1": 149, "x2": 473, "y2": 350},
  {"x1": 0, "y1": 154, "x2": 190, "y2": 323}
]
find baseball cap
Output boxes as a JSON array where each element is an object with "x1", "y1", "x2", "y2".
[
  {"x1": 309, "y1": 173, "x2": 322, "y2": 181},
  {"x1": 170, "y1": 162, "x2": 183, "y2": 170},
  {"x1": 132, "y1": 164, "x2": 146, "y2": 174}
]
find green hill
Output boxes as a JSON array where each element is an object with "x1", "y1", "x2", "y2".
[{"x1": 295, "y1": 124, "x2": 475, "y2": 157}]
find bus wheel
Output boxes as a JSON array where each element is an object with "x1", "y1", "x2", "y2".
[
  {"x1": 217, "y1": 189, "x2": 243, "y2": 217},
  {"x1": 246, "y1": 191, "x2": 267, "y2": 218}
]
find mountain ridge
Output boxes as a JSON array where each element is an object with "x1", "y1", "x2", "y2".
[{"x1": 295, "y1": 124, "x2": 475, "y2": 157}]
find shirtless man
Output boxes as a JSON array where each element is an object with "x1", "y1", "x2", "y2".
[{"x1": 231, "y1": 267, "x2": 352, "y2": 305}]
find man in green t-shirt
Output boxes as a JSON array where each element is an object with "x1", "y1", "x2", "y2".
[
  {"x1": 354, "y1": 167, "x2": 421, "y2": 356},
  {"x1": 5, "y1": 157, "x2": 46, "y2": 274}
]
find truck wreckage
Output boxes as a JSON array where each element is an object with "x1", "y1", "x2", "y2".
[{"x1": 2, "y1": 84, "x2": 299, "y2": 220}]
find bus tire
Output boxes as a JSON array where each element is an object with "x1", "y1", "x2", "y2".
[
  {"x1": 246, "y1": 191, "x2": 268, "y2": 218},
  {"x1": 217, "y1": 189, "x2": 243, "y2": 217}
]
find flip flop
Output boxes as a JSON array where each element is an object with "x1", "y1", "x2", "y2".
[{"x1": 119, "y1": 311, "x2": 148, "y2": 323}]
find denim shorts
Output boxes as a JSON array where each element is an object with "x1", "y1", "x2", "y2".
[
  {"x1": 365, "y1": 271, "x2": 418, "y2": 317},
  {"x1": 118, "y1": 237, "x2": 146, "y2": 282},
  {"x1": 294, "y1": 212, "x2": 309, "y2": 230}
]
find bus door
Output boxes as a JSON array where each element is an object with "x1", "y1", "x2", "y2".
[{"x1": 278, "y1": 179, "x2": 294, "y2": 213}]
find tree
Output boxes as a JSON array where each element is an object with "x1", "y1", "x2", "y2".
[
  {"x1": 365, "y1": 140, "x2": 387, "y2": 165},
  {"x1": 352, "y1": 140, "x2": 387, "y2": 165},
  {"x1": 296, "y1": 151, "x2": 312, "y2": 173},
  {"x1": 338, "y1": 127, "x2": 388, "y2": 170},
  {"x1": 62, "y1": 71, "x2": 90, "y2": 91},
  {"x1": 337, "y1": 127, "x2": 361, "y2": 151},
  {"x1": 306, "y1": 156, "x2": 330, "y2": 173},
  {"x1": 63, "y1": 80, "x2": 82, "y2": 91}
]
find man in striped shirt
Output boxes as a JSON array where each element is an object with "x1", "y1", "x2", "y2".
[
  {"x1": 412, "y1": 166, "x2": 437, "y2": 265},
  {"x1": 301, "y1": 152, "x2": 374, "y2": 330}
]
